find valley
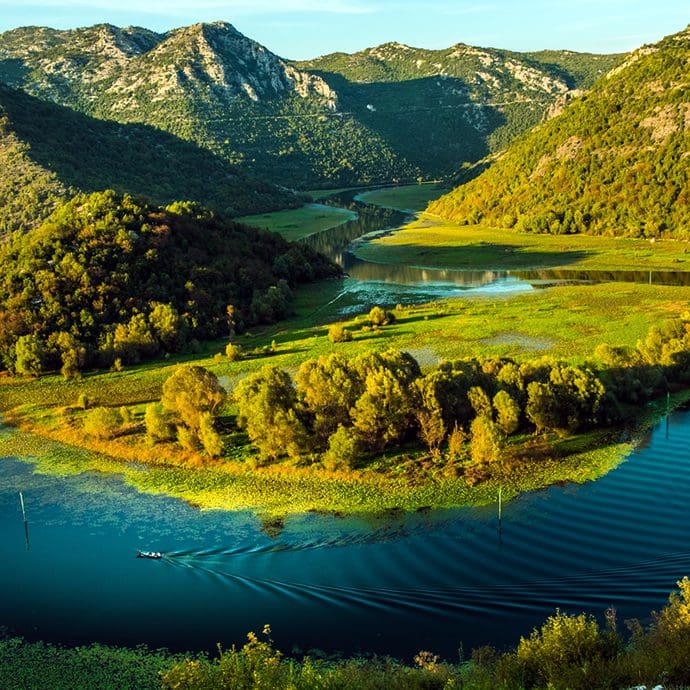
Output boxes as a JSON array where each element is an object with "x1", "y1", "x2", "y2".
[{"x1": 1, "y1": 12, "x2": 690, "y2": 690}]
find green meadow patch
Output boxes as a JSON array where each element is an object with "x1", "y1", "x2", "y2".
[
  {"x1": 355, "y1": 216, "x2": 690, "y2": 272},
  {"x1": 236, "y1": 203, "x2": 357, "y2": 241}
]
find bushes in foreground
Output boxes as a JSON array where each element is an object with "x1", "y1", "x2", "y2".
[{"x1": 4, "y1": 577, "x2": 690, "y2": 689}]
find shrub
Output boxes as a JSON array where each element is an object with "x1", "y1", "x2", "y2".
[
  {"x1": 328, "y1": 324, "x2": 352, "y2": 343},
  {"x1": 322, "y1": 425, "x2": 361, "y2": 470},
  {"x1": 226, "y1": 342, "x2": 242, "y2": 361},
  {"x1": 83, "y1": 406, "x2": 122, "y2": 440},
  {"x1": 144, "y1": 403, "x2": 175, "y2": 442}
]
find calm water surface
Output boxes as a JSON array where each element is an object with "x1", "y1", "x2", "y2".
[
  {"x1": 306, "y1": 190, "x2": 690, "y2": 311},
  {"x1": 2, "y1": 409, "x2": 689, "y2": 659}
]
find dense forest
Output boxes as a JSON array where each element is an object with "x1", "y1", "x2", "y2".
[
  {"x1": 429, "y1": 26, "x2": 690, "y2": 238},
  {"x1": 0, "y1": 191, "x2": 339, "y2": 375},
  {"x1": 0, "y1": 22, "x2": 620, "y2": 187},
  {"x1": 0, "y1": 84, "x2": 300, "y2": 234}
]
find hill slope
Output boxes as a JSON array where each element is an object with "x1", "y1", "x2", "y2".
[
  {"x1": 429, "y1": 27, "x2": 690, "y2": 239},
  {"x1": 0, "y1": 22, "x2": 620, "y2": 186},
  {"x1": 0, "y1": 190, "x2": 338, "y2": 373},
  {"x1": 0, "y1": 83, "x2": 299, "y2": 234}
]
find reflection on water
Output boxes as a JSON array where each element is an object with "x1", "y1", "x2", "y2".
[
  {"x1": 2, "y1": 409, "x2": 690, "y2": 659},
  {"x1": 303, "y1": 190, "x2": 690, "y2": 307}
]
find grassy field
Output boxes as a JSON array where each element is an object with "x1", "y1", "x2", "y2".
[
  {"x1": 236, "y1": 203, "x2": 357, "y2": 241},
  {"x1": 1, "y1": 279, "x2": 688, "y2": 515},
  {"x1": 355, "y1": 216, "x2": 690, "y2": 272},
  {"x1": 1, "y1": 281, "x2": 685, "y2": 414},
  {"x1": 355, "y1": 183, "x2": 448, "y2": 212}
]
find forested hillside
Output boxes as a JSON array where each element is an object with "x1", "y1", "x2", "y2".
[
  {"x1": 0, "y1": 191, "x2": 339, "y2": 375},
  {"x1": 0, "y1": 83, "x2": 299, "y2": 234},
  {"x1": 0, "y1": 22, "x2": 620, "y2": 187},
  {"x1": 429, "y1": 26, "x2": 690, "y2": 238}
]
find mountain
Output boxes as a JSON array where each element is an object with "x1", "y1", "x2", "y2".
[
  {"x1": 0, "y1": 82, "x2": 299, "y2": 234},
  {"x1": 0, "y1": 22, "x2": 621, "y2": 187},
  {"x1": 428, "y1": 27, "x2": 690, "y2": 239}
]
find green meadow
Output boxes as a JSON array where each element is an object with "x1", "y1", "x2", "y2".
[
  {"x1": 236, "y1": 202, "x2": 357, "y2": 241},
  {"x1": 2, "y1": 184, "x2": 690, "y2": 517},
  {"x1": 355, "y1": 216, "x2": 690, "y2": 272},
  {"x1": 355, "y1": 183, "x2": 448, "y2": 212}
]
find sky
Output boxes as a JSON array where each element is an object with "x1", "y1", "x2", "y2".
[{"x1": 0, "y1": 0, "x2": 687, "y2": 59}]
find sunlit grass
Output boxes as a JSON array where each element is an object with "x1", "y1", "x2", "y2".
[
  {"x1": 355, "y1": 183, "x2": 448, "y2": 213},
  {"x1": 236, "y1": 203, "x2": 357, "y2": 241},
  {"x1": 355, "y1": 215, "x2": 690, "y2": 271}
]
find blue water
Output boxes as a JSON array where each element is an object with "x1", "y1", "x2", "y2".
[{"x1": 1, "y1": 409, "x2": 690, "y2": 660}]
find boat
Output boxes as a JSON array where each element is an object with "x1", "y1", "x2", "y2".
[{"x1": 137, "y1": 550, "x2": 163, "y2": 559}]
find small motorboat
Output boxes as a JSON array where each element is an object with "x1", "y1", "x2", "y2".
[{"x1": 137, "y1": 550, "x2": 163, "y2": 559}]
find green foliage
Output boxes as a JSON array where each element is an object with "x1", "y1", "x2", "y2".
[
  {"x1": 368, "y1": 305, "x2": 396, "y2": 327},
  {"x1": 144, "y1": 402, "x2": 175, "y2": 442},
  {"x1": 13, "y1": 334, "x2": 44, "y2": 376},
  {"x1": 430, "y1": 27, "x2": 690, "y2": 239},
  {"x1": 198, "y1": 412, "x2": 223, "y2": 458},
  {"x1": 0, "y1": 190, "x2": 338, "y2": 372},
  {"x1": 0, "y1": 23, "x2": 621, "y2": 193},
  {"x1": 0, "y1": 637, "x2": 176, "y2": 690},
  {"x1": 493, "y1": 390, "x2": 520, "y2": 435},
  {"x1": 469, "y1": 415, "x2": 503, "y2": 464},
  {"x1": 83, "y1": 406, "x2": 122, "y2": 440},
  {"x1": 322, "y1": 424, "x2": 361, "y2": 470},
  {"x1": 161, "y1": 365, "x2": 226, "y2": 431},
  {"x1": 0, "y1": 82, "x2": 299, "y2": 234},
  {"x1": 327, "y1": 323, "x2": 352, "y2": 343},
  {"x1": 225, "y1": 342, "x2": 242, "y2": 361},
  {"x1": 234, "y1": 367, "x2": 308, "y2": 461}
]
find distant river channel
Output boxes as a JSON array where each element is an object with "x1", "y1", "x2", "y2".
[
  {"x1": 304, "y1": 189, "x2": 690, "y2": 311},
  {"x1": 2, "y1": 408, "x2": 690, "y2": 659}
]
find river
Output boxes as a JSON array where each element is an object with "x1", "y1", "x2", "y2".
[
  {"x1": 302, "y1": 189, "x2": 690, "y2": 314},
  {"x1": 1, "y1": 407, "x2": 689, "y2": 659}
]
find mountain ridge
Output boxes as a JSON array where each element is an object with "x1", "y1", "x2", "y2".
[
  {"x1": 0, "y1": 22, "x2": 622, "y2": 187},
  {"x1": 428, "y1": 25, "x2": 690, "y2": 239}
]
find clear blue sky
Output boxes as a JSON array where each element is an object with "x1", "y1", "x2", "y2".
[{"x1": 0, "y1": 0, "x2": 687, "y2": 59}]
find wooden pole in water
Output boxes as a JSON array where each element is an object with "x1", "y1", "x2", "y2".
[
  {"x1": 498, "y1": 486, "x2": 502, "y2": 530},
  {"x1": 666, "y1": 390, "x2": 671, "y2": 439},
  {"x1": 19, "y1": 491, "x2": 29, "y2": 550}
]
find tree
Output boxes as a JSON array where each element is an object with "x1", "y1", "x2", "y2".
[
  {"x1": 83, "y1": 406, "x2": 122, "y2": 440},
  {"x1": 349, "y1": 350, "x2": 420, "y2": 452},
  {"x1": 161, "y1": 365, "x2": 226, "y2": 431},
  {"x1": 493, "y1": 390, "x2": 521, "y2": 435},
  {"x1": 468, "y1": 386, "x2": 493, "y2": 418},
  {"x1": 225, "y1": 342, "x2": 242, "y2": 361},
  {"x1": 14, "y1": 334, "x2": 44, "y2": 377},
  {"x1": 328, "y1": 324, "x2": 352, "y2": 343},
  {"x1": 149, "y1": 302, "x2": 186, "y2": 352},
  {"x1": 470, "y1": 415, "x2": 503, "y2": 464},
  {"x1": 144, "y1": 402, "x2": 175, "y2": 442},
  {"x1": 322, "y1": 425, "x2": 360, "y2": 471},
  {"x1": 368, "y1": 305, "x2": 395, "y2": 327},
  {"x1": 198, "y1": 411, "x2": 223, "y2": 458},
  {"x1": 414, "y1": 375, "x2": 446, "y2": 454},
  {"x1": 295, "y1": 353, "x2": 361, "y2": 445},
  {"x1": 234, "y1": 366, "x2": 307, "y2": 461},
  {"x1": 49, "y1": 331, "x2": 86, "y2": 379}
]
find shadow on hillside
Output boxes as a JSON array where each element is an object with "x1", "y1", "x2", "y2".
[
  {"x1": 307, "y1": 72, "x2": 507, "y2": 176},
  {"x1": 0, "y1": 84, "x2": 295, "y2": 217}
]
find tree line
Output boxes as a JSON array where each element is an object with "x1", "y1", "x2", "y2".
[{"x1": 138, "y1": 312, "x2": 690, "y2": 467}]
